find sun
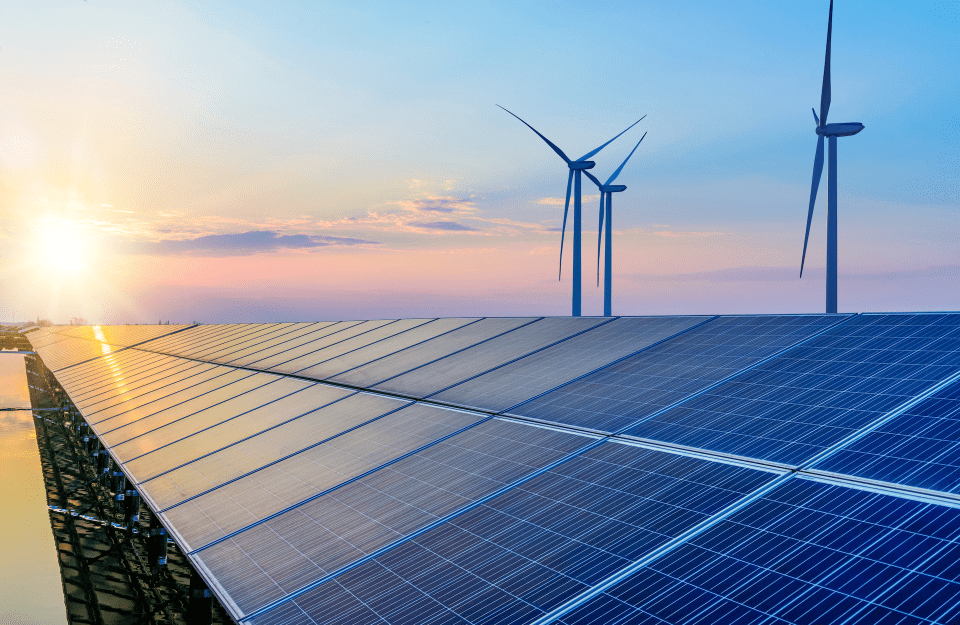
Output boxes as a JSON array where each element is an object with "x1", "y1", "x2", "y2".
[{"x1": 40, "y1": 224, "x2": 89, "y2": 274}]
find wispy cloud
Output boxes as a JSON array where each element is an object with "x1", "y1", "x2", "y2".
[
  {"x1": 124, "y1": 230, "x2": 379, "y2": 256},
  {"x1": 409, "y1": 221, "x2": 478, "y2": 232}
]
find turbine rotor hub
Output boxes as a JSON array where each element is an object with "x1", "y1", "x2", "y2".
[
  {"x1": 569, "y1": 161, "x2": 595, "y2": 170},
  {"x1": 600, "y1": 185, "x2": 627, "y2": 193}
]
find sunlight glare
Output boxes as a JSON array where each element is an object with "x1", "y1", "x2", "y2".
[{"x1": 40, "y1": 224, "x2": 88, "y2": 274}]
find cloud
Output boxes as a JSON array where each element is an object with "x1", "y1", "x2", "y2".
[
  {"x1": 535, "y1": 194, "x2": 600, "y2": 206},
  {"x1": 126, "y1": 230, "x2": 379, "y2": 256},
  {"x1": 408, "y1": 221, "x2": 478, "y2": 232}
]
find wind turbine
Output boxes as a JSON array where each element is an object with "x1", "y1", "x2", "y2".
[
  {"x1": 498, "y1": 105, "x2": 644, "y2": 316},
  {"x1": 800, "y1": 0, "x2": 864, "y2": 314},
  {"x1": 583, "y1": 132, "x2": 647, "y2": 317}
]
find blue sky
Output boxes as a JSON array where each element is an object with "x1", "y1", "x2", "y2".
[{"x1": 0, "y1": 0, "x2": 957, "y2": 322}]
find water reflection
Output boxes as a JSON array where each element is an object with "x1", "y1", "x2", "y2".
[{"x1": 0, "y1": 355, "x2": 67, "y2": 624}]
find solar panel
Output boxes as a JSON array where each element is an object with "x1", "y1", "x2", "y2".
[
  {"x1": 137, "y1": 392, "x2": 409, "y2": 511},
  {"x1": 375, "y1": 318, "x2": 609, "y2": 399},
  {"x1": 69, "y1": 357, "x2": 208, "y2": 403},
  {"x1": 273, "y1": 319, "x2": 436, "y2": 376},
  {"x1": 554, "y1": 477, "x2": 960, "y2": 625},
  {"x1": 196, "y1": 419, "x2": 595, "y2": 619},
  {"x1": 430, "y1": 316, "x2": 711, "y2": 413},
  {"x1": 292, "y1": 318, "x2": 480, "y2": 380},
  {"x1": 78, "y1": 364, "x2": 232, "y2": 422},
  {"x1": 59, "y1": 351, "x2": 175, "y2": 394},
  {"x1": 510, "y1": 314, "x2": 846, "y2": 434},
  {"x1": 330, "y1": 317, "x2": 537, "y2": 389},
  {"x1": 158, "y1": 403, "x2": 486, "y2": 552},
  {"x1": 121, "y1": 383, "x2": 355, "y2": 484},
  {"x1": 177, "y1": 324, "x2": 294, "y2": 360},
  {"x1": 86, "y1": 369, "x2": 259, "y2": 434},
  {"x1": 137, "y1": 323, "x2": 244, "y2": 354},
  {"x1": 242, "y1": 440, "x2": 779, "y2": 625},
  {"x1": 223, "y1": 321, "x2": 367, "y2": 368},
  {"x1": 138, "y1": 323, "x2": 256, "y2": 357},
  {"x1": 624, "y1": 313, "x2": 960, "y2": 466},
  {"x1": 109, "y1": 379, "x2": 306, "y2": 456},
  {"x1": 196, "y1": 323, "x2": 322, "y2": 363},
  {"x1": 211, "y1": 323, "x2": 337, "y2": 364},
  {"x1": 99, "y1": 372, "x2": 284, "y2": 447},
  {"x1": 245, "y1": 320, "x2": 397, "y2": 371},
  {"x1": 814, "y1": 376, "x2": 960, "y2": 494}
]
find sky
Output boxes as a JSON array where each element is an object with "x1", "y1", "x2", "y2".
[{"x1": 0, "y1": 0, "x2": 957, "y2": 323}]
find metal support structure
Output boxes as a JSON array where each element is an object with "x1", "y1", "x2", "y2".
[
  {"x1": 573, "y1": 170, "x2": 582, "y2": 317},
  {"x1": 187, "y1": 568, "x2": 213, "y2": 625},
  {"x1": 826, "y1": 135, "x2": 838, "y2": 314},
  {"x1": 148, "y1": 512, "x2": 168, "y2": 583},
  {"x1": 604, "y1": 193, "x2": 613, "y2": 316}
]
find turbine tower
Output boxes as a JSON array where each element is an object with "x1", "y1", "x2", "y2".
[
  {"x1": 800, "y1": 0, "x2": 864, "y2": 313},
  {"x1": 584, "y1": 132, "x2": 647, "y2": 317},
  {"x1": 498, "y1": 105, "x2": 644, "y2": 316}
]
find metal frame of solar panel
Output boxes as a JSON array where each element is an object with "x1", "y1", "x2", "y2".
[{"x1": 28, "y1": 314, "x2": 960, "y2": 625}]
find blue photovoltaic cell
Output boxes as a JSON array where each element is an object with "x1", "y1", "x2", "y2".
[
  {"x1": 557, "y1": 477, "x2": 960, "y2": 625},
  {"x1": 624, "y1": 313, "x2": 960, "y2": 466},
  {"x1": 815, "y1": 377, "x2": 960, "y2": 494},
  {"x1": 510, "y1": 314, "x2": 845, "y2": 434},
  {"x1": 244, "y1": 441, "x2": 777, "y2": 625},
  {"x1": 201, "y1": 418, "x2": 593, "y2": 618},
  {"x1": 429, "y1": 316, "x2": 710, "y2": 414}
]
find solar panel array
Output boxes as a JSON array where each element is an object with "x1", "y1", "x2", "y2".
[{"x1": 29, "y1": 313, "x2": 960, "y2": 624}]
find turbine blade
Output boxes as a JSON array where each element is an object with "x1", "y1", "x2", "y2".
[
  {"x1": 578, "y1": 114, "x2": 647, "y2": 161},
  {"x1": 497, "y1": 105, "x2": 571, "y2": 164},
  {"x1": 559, "y1": 169, "x2": 574, "y2": 280},
  {"x1": 812, "y1": 107, "x2": 820, "y2": 126},
  {"x1": 597, "y1": 194, "x2": 605, "y2": 286},
  {"x1": 820, "y1": 0, "x2": 832, "y2": 125},
  {"x1": 800, "y1": 135, "x2": 825, "y2": 278},
  {"x1": 606, "y1": 132, "x2": 647, "y2": 185}
]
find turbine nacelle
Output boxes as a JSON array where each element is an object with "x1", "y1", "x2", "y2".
[
  {"x1": 599, "y1": 184, "x2": 627, "y2": 193},
  {"x1": 569, "y1": 161, "x2": 596, "y2": 170},
  {"x1": 816, "y1": 122, "x2": 865, "y2": 137}
]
